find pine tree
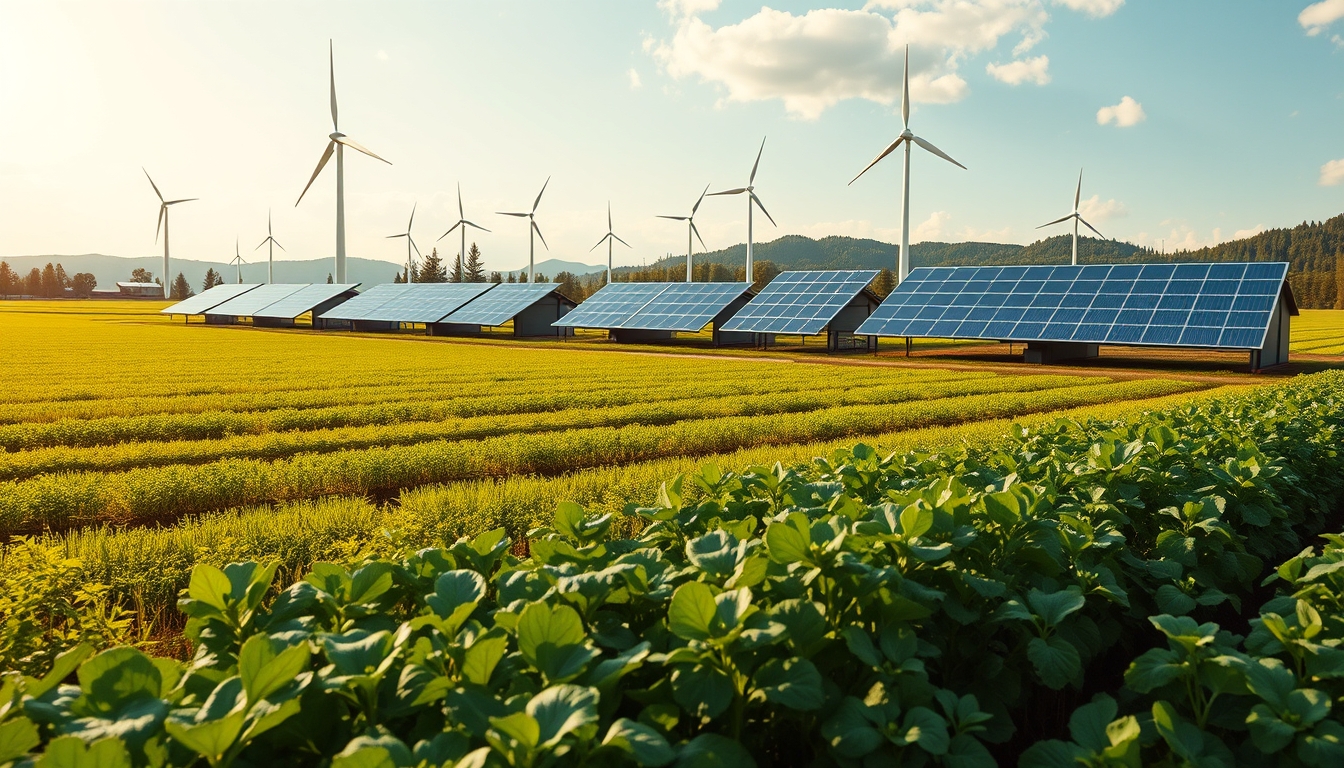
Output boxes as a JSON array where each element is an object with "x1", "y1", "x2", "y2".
[
  {"x1": 534, "y1": 273, "x2": 548, "y2": 283},
  {"x1": 465, "y1": 243, "x2": 486, "y2": 282},
  {"x1": 54, "y1": 264, "x2": 69, "y2": 289},
  {"x1": 24, "y1": 268, "x2": 41, "y2": 295},
  {"x1": 0, "y1": 261, "x2": 15, "y2": 297},
  {"x1": 202, "y1": 268, "x2": 224, "y2": 292},
  {"x1": 553, "y1": 271, "x2": 580, "y2": 300},
  {"x1": 170, "y1": 272, "x2": 193, "y2": 300},
  {"x1": 420, "y1": 248, "x2": 448, "y2": 282},
  {"x1": 327, "y1": 274, "x2": 334, "y2": 284},
  {"x1": 447, "y1": 250, "x2": 465, "y2": 283},
  {"x1": 394, "y1": 271, "x2": 405, "y2": 284},
  {"x1": 1336, "y1": 252, "x2": 1344, "y2": 310},
  {"x1": 871, "y1": 268, "x2": 896, "y2": 298},
  {"x1": 40, "y1": 263, "x2": 61, "y2": 297},
  {"x1": 490, "y1": 271, "x2": 503, "y2": 284}
]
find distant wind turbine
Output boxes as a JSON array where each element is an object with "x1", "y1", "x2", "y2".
[
  {"x1": 709, "y1": 138, "x2": 775, "y2": 284},
  {"x1": 295, "y1": 40, "x2": 391, "y2": 284},
  {"x1": 254, "y1": 210, "x2": 285, "y2": 284},
  {"x1": 1037, "y1": 169, "x2": 1103, "y2": 266},
  {"x1": 657, "y1": 185, "x2": 711, "y2": 283},
  {"x1": 437, "y1": 184, "x2": 490, "y2": 279},
  {"x1": 849, "y1": 44, "x2": 965, "y2": 283},
  {"x1": 229, "y1": 238, "x2": 247, "y2": 283},
  {"x1": 590, "y1": 202, "x2": 631, "y2": 283},
  {"x1": 387, "y1": 204, "x2": 421, "y2": 283},
  {"x1": 497, "y1": 177, "x2": 549, "y2": 282},
  {"x1": 143, "y1": 169, "x2": 197, "y2": 299}
]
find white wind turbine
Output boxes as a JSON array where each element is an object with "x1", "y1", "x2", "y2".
[
  {"x1": 657, "y1": 184, "x2": 711, "y2": 283},
  {"x1": 229, "y1": 238, "x2": 247, "y2": 283},
  {"x1": 254, "y1": 210, "x2": 286, "y2": 284},
  {"x1": 436, "y1": 184, "x2": 491, "y2": 279},
  {"x1": 295, "y1": 40, "x2": 391, "y2": 284},
  {"x1": 144, "y1": 169, "x2": 197, "y2": 299},
  {"x1": 590, "y1": 202, "x2": 631, "y2": 284},
  {"x1": 850, "y1": 45, "x2": 965, "y2": 283},
  {"x1": 497, "y1": 178, "x2": 549, "y2": 282},
  {"x1": 1037, "y1": 169, "x2": 1104, "y2": 266},
  {"x1": 710, "y1": 139, "x2": 775, "y2": 283},
  {"x1": 387, "y1": 204, "x2": 421, "y2": 283}
]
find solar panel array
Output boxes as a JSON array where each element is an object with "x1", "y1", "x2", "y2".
[
  {"x1": 438, "y1": 283, "x2": 558, "y2": 326},
  {"x1": 553, "y1": 283, "x2": 673, "y2": 328},
  {"x1": 356, "y1": 283, "x2": 494, "y2": 323},
  {"x1": 318, "y1": 284, "x2": 417, "y2": 321},
  {"x1": 619, "y1": 283, "x2": 753, "y2": 331},
  {"x1": 205, "y1": 284, "x2": 309, "y2": 317},
  {"x1": 161, "y1": 283, "x2": 261, "y2": 315},
  {"x1": 855, "y1": 262, "x2": 1289, "y2": 350},
  {"x1": 719, "y1": 270, "x2": 880, "y2": 335},
  {"x1": 252, "y1": 284, "x2": 360, "y2": 320}
]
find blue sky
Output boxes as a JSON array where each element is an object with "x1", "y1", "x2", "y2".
[{"x1": 1, "y1": 0, "x2": 1341, "y2": 275}]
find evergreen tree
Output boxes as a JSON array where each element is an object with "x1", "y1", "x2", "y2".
[
  {"x1": 327, "y1": 274, "x2": 334, "y2": 284},
  {"x1": 70, "y1": 273, "x2": 97, "y2": 296},
  {"x1": 490, "y1": 271, "x2": 502, "y2": 284},
  {"x1": 41, "y1": 263, "x2": 61, "y2": 297},
  {"x1": 447, "y1": 250, "x2": 464, "y2": 283},
  {"x1": 130, "y1": 268, "x2": 154, "y2": 284},
  {"x1": 54, "y1": 264, "x2": 69, "y2": 289},
  {"x1": 394, "y1": 271, "x2": 405, "y2": 283},
  {"x1": 534, "y1": 272, "x2": 548, "y2": 283},
  {"x1": 24, "y1": 268, "x2": 41, "y2": 295},
  {"x1": 420, "y1": 248, "x2": 448, "y2": 282},
  {"x1": 553, "y1": 271, "x2": 581, "y2": 300},
  {"x1": 1337, "y1": 253, "x2": 1344, "y2": 311},
  {"x1": 871, "y1": 268, "x2": 896, "y2": 298},
  {"x1": 201, "y1": 268, "x2": 224, "y2": 292},
  {"x1": 465, "y1": 243, "x2": 486, "y2": 282},
  {"x1": 170, "y1": 272, "x2": 193, "y2": 300},
  {"x1": 0, "y1": 261, "x2": 15, "y2": 297}
]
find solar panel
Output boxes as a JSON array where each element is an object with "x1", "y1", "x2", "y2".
[
  {"x1": 553, "y1": 283, "x2": 672, "y2": 328},
  {"x1": 618, "y1": 283, "x2": 753, "y2": 331},
  {"x1": 438, "y1": 283, "x2": 557, "y2": 326},
  {"x1": 356, "y1": 283, "x2": 495, "y2": 323},
  {"x1": 161, "y1": 283, "x2": 261, "y2": 315},
  {"x1": 318, "y1": 283, "x2": 417, "y2": 321},
  {"x1": 204, "y1": 284, "x2": 310, "y2": 317},
  {"x1": 855, "y1": 262, "x2": 1290, "y2": 350},
  {"x1": 252, "y1": 284, "x2": 360, "y2": 320},
  {"x1": 719, "y1": 270, "x2": 880, "y2": 335}
]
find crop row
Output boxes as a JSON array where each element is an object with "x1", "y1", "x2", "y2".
[
  {"x1": 0, "y1": 367, "x2": 992, "y2": 449},
  {"x1": 0, "y1": 375, "x2": 1094, "y2": 474},
  {"x1": 0, "y1": 377, "x2": 1203, "y2": 536}
]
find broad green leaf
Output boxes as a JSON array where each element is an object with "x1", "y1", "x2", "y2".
[
  {"x1": 1027, "y1": 636, "x2": 1081, "y2": 690},
  {"x1": 1286, "y1": 688, "x2": 1331, "y2": 727},
  {"x1": 900, "y1": 504, "x2": 934, "y2": 539},
  {"x1": 1067, "y1": 695, "x2": 1118, "y2": 753},
  {"x1": 944, "y1": 733, "x2": 997, "y2": 768},
  {"x1": 1151, "y1": 701, "x2": 1204, "y2": 761},
  {"x1": 488, "y1": 712, "x2": 540, "y2": 751},
  {"x1": 188, "y1": 564, "x2": 233, "y2": 611},
  {"x1": 462, "y1": 634, "x2": 510, "y2": 687},
  {"x1": 1018, "y1": 741, "x2": 1088, "y2": 768},
  {"x1": 686, "y1": 531, "x2": 739, "y2": 577},
  {"x1": 821, "y1": 698, "x2": 883, "y2": 759},
  {"x1": 897, "y1": 706, "x2": 950, "y2": 756},
  {"x1": 1245, "y1": 657, "x2": 1295, "y2": 710},
  {"x1": 1246, "y1": 704, "x2": 1297, "y2": 754},
  {"x1": 668, "y1": 582, "x2": 717, "y2": 642},
  {"x1": 765, "y1": 514, "x2": 811, "y2": 565},
  {"x1": 670, "y1": 664, "x2": 734, "y2": 719},
  {"x1": 1155, "y1": 585, "x2": 1197, "y2": 616},
  {"x1": 751, "y1": 657, "x2": 823, "y2": 711},
  {"x1": 517, "y1": 602, "x2": 599, "y2": 683},
  {"x1": 427, "y1": 570, "x2": 487, "y2": 617},
  {"x1": 600, "y1": 718, "x2": 675, "y2": 767},
  {"x1": 1299, "y1": 720, "x2": 1344, "y2": 766},
  {"x1": 1027, "y1": 587, "x2": 1086, "y2": 628},
  {"x1": 1124, "y1": 648, "x2": 1184, "y2": 693},
  {"x1": 34, "y1": 736, "x2": 131, "y2": 768},
  {"x1": 76, "y1": 647, "x2": 163, "y2": 714},
  {"x1": 674, "y1": 733, "x2": 757, "y2": 768},
  {"x1": 26, "y1": 644, "x2": 93, "y2": 699},
  {"x1": 713, "y1": 588, "x2": 752, "y2": 634},
  {"x1": 771, "y1": 599, "x2": 827, "y2": 653},
  {"x1": 527, "y1": 685, "x2": 599, "y2": 748},
  {"x1": 0, "y1": 717, "x2": 39, "y2": 763},
  {"x1": 321, "y1": 630, "x2": 394, "y2": 676},
  {"x1": 239, "y1": 635, "x2": 310, "y2": 704},
  {"x1": 554, "y1": 501, "x2": 586, "y2": 541},
  {"x1": 164, "y1": 712, "x2": 245, "y2": 763}
]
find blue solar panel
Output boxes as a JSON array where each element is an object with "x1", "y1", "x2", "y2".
[
  {"x1": 438, "y1": 283, "x2": 558, "y2": 326},
  {"x1": 553, "y1": 283, "x2": 672, "y2": 328},
  {"x1": 619, "y1": 283, "x2": 753, "y2": 331},
  {"x1": 161, "y1": 283, "x2": 261, "y2": 315},
  {"x1": 719, "y1": 270, "x2": 879, "y2": 335},
  {"x1": 205, "y1": 284, "x2": 310, "y2": 317},
  {"x1": 354, "y1": 283, "x2": 494, "y2": 323},
  {"x1": 252, "y1": 284, "x2": 360, "y2": 320},
  {"x1": 856, "y1": 262, "x2": 1289, "y2": 350},
  {"x1": 318, "y1": 283, "x2": 417, "y2": 321}
]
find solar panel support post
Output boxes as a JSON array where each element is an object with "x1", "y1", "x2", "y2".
[{"x1": 905, "y1": 336, "x2": 911, "y2": 357}]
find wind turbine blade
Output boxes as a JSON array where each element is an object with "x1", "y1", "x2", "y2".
[
  {"x1": 607, "y1": 201, "x2": 612, "y2": 231},
  {"x1": 410, "y1": 237, "x2": 422, "y2": 259},
  {"x1": 497, "y1": 211, "x2": 529, "y2": 217},
  {"x1": 692, "y1": 182, "x2": 711, "y2": 214},
  {"x1": 143, "y1": 168, "x2": 164, "y2": 202},
  {"x1": 750, "y1": 136, "x2": 766, "y2": 184},
  {"x1": 657, "y1": 215, "x2": 689, "y2": 221},
  {"x1": 612, "y1": 233, "x2": 631, "y2": 248},
  {"x1": 437, "y1": 221, "x2": 463, "y2": 240},
  {"x1": 155, "y1": 205, "x2": 165, "y2": 243},
  {"x1": 1077, "y1": 216, "x2": 1104, "y2": 239},
  {"x1": 335, "y1": 136, "x2": 391, "y2": 165},
  {"x1": 387, "y1": 233, "x2": 407, "y2": 239},
  {"x1": 407, "y1": 202, "x2": 416, "y2": 231},
  {"x1": 1074, "y1": 168, "x2": 1083, "y2": 212},
  {"x1": 268, "y1": 208, "x2": 272, "y2": 236},
  {"x1": 848, "y1": 137, "x2": 905, "y2": 185},
  {"x1": 296, "y1": 141, "x2": 336, "y2": 205},
  {"x1": 1036, "y1": 213, "x2": 1075, "y2": 229},
  {"x1": 165, "y1": 198, "x2": 198, "y2": 205},
  {"x1": 329, "y1": 40, "x2": 338, "y2": 130},
  {"x1": 273, "y1": 239, "x2": 286, "y2": 252},
  {"x1": 255, "y1": 238, "x2": 268, "y2": 251},
  {"x1": 532, "y1": 220, "x2": 549, "y2": 250},
  {"x1": 751, "y1": 192, "x2": 777, "y2": 227},
  {"x1": 690, "y1": 221, "x2": 707, "y2": 251},
  {"x1": 463, "y1": 220, "x2": 490, "y2": 232},
  {"x1": 902, "y1": 44, "x2": 910, "y2": 128},
  {"x1": 708, "y1": 187, "x2": 747, "y2": 196},
  {"x1": 911, "y1": 136, "x2": 966, "y2": 169},
  {"x1": 589, "y1": 234, "x2": 610, "y2": 252},
  {"x1": 532, "y1": 176, "x2": 550, "y2": 213}
]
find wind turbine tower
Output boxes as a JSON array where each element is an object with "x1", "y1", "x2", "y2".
[
  {"x1": 497, "y1": 178, "x2": 550, "y2": 282},
  {"x1": 1037, "y1": 169, "x2": 1104, "y2": 266},
  {"x1": 295, "y1": 40, "x2": 391, "y2": 283},
  {"x1": 229, "y1": 238, "x2": 247, "y2": 283},
  {"x1": 143, "y1": 169, "x2": 197, "y2": 299},
  {"x1": 255, "y1": 210, "x2": 286, "y2": 284},
  {"x1": 849, "y1": 45, "x2": 965, "y2": 283},
  {"x1": 437, "y1": 184, "x2": 490, "y2": 279},
  {"x1": 590, "y1": 203, "x2": 631, "y2": 283},
  {"x1": 387, "y1": 204, "x2": 421, "y2": 283},
  {"x1": 710, "y1": 139, "x2": 775, "y2": 284},
  {"x1": 657, "y1": 184, "x2": 710, "y2": 282}
]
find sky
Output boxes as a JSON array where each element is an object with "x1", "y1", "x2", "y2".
[{"x1": 1, "y1": 0, "x2": 1343, "y2": 276}]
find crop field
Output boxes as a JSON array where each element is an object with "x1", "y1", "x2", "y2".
[{"x1": 1291, "y1": 308, "x2": 1344, "y2": 355}]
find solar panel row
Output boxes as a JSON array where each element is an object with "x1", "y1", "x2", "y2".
[
  {"x1": 319, "y1": 284, "x2": 416, "y2": 322},
  {"x1": 161, "y1": 283, "x2": 262, "y2": 315},
  {"x1": 855, "y1": 262, "x2": 1289, "y2": 350},
  {"x1": 206, "y1": 284, "x2": 310, "y2": 317},
  {"x1": 252, "y1": 284, "x2": 360, "y2": 320},
  {"x1": 719, "y1": 270, "x2": 879, "y2": 335},
  {"x1": 438, "y1": 283, "x2": 558, "y2": 326},
  {"x1": 356, "y1": 283, "x2": 494, "y2": 323}
]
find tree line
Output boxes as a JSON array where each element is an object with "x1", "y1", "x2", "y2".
[{"x1": 0, "y1": 262, "x2": 97, "y2": 298}]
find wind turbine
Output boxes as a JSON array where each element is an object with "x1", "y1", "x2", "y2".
[
  {"x1": 144, "y1": 169, "x2": 197, "y2": 299},
  {"x1": 229, "y1": 238, "x2": 247, "y2": 283},
  {"x1": 496, "y1": 177, "x2": 549, "y2": 282},
  {"x1": 387, "y1": 204, "x2": 421, "y2": 283},
  {"x1": 849, "y1": 45, "x2": 965, "y2": 283},
  {"x1": 254, "y1": 209, "x2": 286, "y2": 284},
  {"x1": 1037, "y1": 169, "x2": 1103, "y2": 266},
  {"x1": 709, "y1": 139, "x2": 775, "y2": 284},
  {"x1": 590, "y1": 202, "x2": 631, "y2": 284},
  {"x1": 657, "y1": 184, "x2": 711, "y2": 283},
  {"x1": 436, "y1": 183, "x2": 490, "y2": 280},
  {"x1": 295, "y1": 40, "x2": 391, "y2": 284}
]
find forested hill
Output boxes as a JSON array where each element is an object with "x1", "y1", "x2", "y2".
[{"x1": 623, "y1": 213, "x2": 1344, "y2": 308}]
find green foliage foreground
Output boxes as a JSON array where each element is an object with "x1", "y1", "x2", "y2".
[{"x1": 2, "y1": 371, "x2": 1344, "y2": 767}]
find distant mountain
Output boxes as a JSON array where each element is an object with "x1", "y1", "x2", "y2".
[
  {"x1": 0, "y1": 254, "x2": 406, "y2": 291},
  {"x1": 501, "y1": 258, "x2": 606, "y2": 278}
]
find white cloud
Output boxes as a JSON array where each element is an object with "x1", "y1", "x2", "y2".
[
  {"x1": 1078, "y1": 195, "x2": 1127, "y2": 221},
  {"x1": 1320, "y1": 158, "x2": 1344, "y2": 186},
  {"x1": 986, "y1": 55, "x2": 1050, "y2": 85},
  {"x1": 1300, "y1": 0, "x2": 1344, "y2": 36},
  {"x1": 1053, "y1": 0, "x2": 1124, "y2": 18},
  {"x1": 1096, "y1": 95, "x2": 1146, "y2": 127},
  {"x1": 658, "y1": 0, "x2": 722, "y2": 18},
  {"x1": 1233, "y1": 225, "x2": 1266, "y2": 240},
  {"x1": 627, "y1": 68, "x2": 643, "y2": 90},
  {"x1": 913, "y1": 210, "x2": 952, "y2": 241}
]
